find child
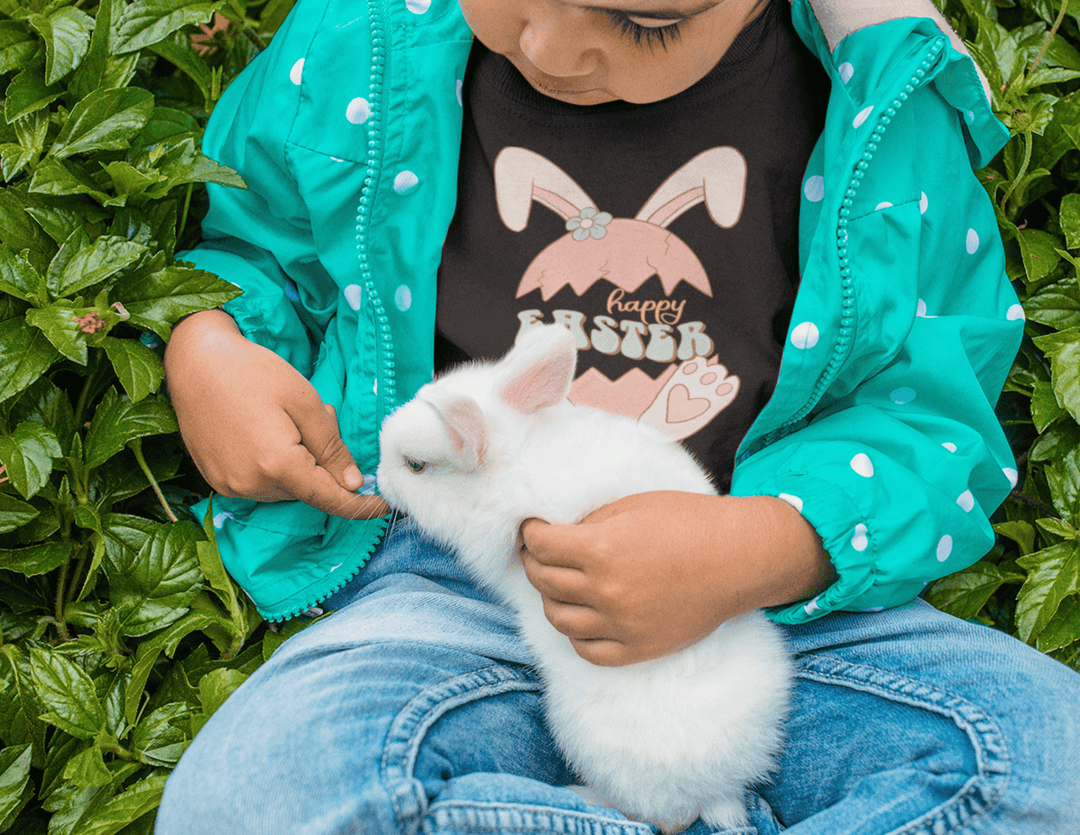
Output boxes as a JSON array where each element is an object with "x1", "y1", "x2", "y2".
[{"x1": 157, "y1": 0, "x2": 1080, "y2": 832}]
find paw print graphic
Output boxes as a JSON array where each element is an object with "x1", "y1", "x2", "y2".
[{"x1": 640, "y1": 359, "x2": 740, "y2": 441}]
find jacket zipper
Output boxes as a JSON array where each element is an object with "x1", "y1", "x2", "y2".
[
  {"x1": 740, "y1": 35, "x2": 948, "y2": 461},
  {"x1": 356, "y1": 0, "x2": 397, "y2": 423}
]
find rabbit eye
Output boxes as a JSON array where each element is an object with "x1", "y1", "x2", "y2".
[{"x1": 405, "y1": 457, "x2": 427, "y2": 473}]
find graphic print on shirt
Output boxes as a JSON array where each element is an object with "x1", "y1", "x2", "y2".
[{"x1": 494, "y1": 146, "x2": 748, "y2": 442}]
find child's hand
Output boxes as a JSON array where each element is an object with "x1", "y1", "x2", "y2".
[
  {"x1": 519, "y1": 492, "x2": 832, "y2": 666},
  {"x1": 164, "y1": 309, "x2": 390, "y2": 519}
]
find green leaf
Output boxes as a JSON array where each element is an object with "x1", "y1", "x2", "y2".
[
  {"x1": 110, "y1": 521, "x2": 203, "y2": 637},
  {"x1": 0, "y1": 316, "x2": 61, "y2": 406},
  {"x1": 1062, "y1": 192, "x2": 1080, "y2": 251},
  {"x1": 29, "y1": 647, "x2": 108, "y2": 740},
  {"x1": 0, "y1": 541, "x2": 73, "y2": 576},
  {"x1": 198, "y1": 668, "x2": 247, "y2": 719},
  {"x1": 0, "y1": 493, "x2": 38, "y2": 534},
  {"x1": 1037, "y1": 517, "x2": 1080, "y2": 540},
  {"x1": 995, "y1": 519, "x2": 1037, "y2": 556},
  {"x1": 28, "y1": 157, "x2": 116, "y2": 205},
  {"x1": 74, "y1": 771, "x2": 167, "y2": 835},
  {"x1": 1016, "y1": 541, "x2": 1080, "y2": 644},
  {"x1": 114, "y1": 0, "x2": 221, "y2": 53},
  {"x1": 0, "y1": 745, "x2": 33, "y2": 828},
  {"x1": 69, "y1": 0, "x2": 138, "y2": 101},
  {"x1": 1023, "y1": 277, "x2": 1080, "y2": 330},
  {"x1": 49, "y1": 87, "x2": 155, "y2": 161},
  {"x1": 131, "y1": 702, "x2": 191, "y2": 766},
  {"x1": 1031, "y1": 380, "x2": 1067, "y2": 432},
  {"x1": 100, "y1": 337, "x2": 164, "y2": 402},
  {"x1": 27, "y1": 7, "x2": 93, "y2": 86},
  {"x1": 26, "y1": 300, "x2": 89, "y2": 366},
  {"x1": 0, "y1": 245, "x2": 44, "y2": 304},
  {"x1": 3, "y1": 67, "x2": 63, "y2": 124},
  {"x1": 0, "y1": 21, "x2": 38, "y2": 76},
  {"x1": 1037, "y1": 594, "x2": 1080, "y2": 654},
  {"x1": 1032, "y1": 328, "x2": 1080, "y2": 424},
  {"x1": 46, "y1": 231, "x2": 147, "y2": 299},
  {"x1": 118, "y1": 265, "x2": 242, "y2": 340},
  {"x1": 61, "y1": 744, "x2": 112, "y2": 789},
  {"x1": 0, "y1": 420, "x2": 61, "y2": 499},
  {"x1": 0, "y1": 647, "x2": 48, "y2": 770},
  {"x1": 83, "y1": 388, "x2": 178, "y2": 469},
  {"x1": 1017, "y1": 228, "x2": 1064, "y2": 285},
  {"x1": 925, "y1": 560, "x2": 1025, "y2": 620},
  {"x1": 148, "y1": 33, "x2": 214, "y2": 105}
]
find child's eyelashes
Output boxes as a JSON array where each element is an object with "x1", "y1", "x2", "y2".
[{"x1": 602, "y1": 10, "x2": 683, "y2": 50}]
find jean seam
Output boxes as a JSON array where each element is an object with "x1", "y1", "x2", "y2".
[
  {"x1": 795, "y1": 654, "x2": 1011, "y2": 835},
  {"x1": 380, "y1": 664, "x2": 544, "y2": 831},
  {"x1": 423, "y1": 799, "x2": 658, "y2": 834}
]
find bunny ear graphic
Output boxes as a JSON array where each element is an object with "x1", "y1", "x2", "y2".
[
  {"x1": 636, "y1": 147, "x2": 747, "y2": 229},
  {"x1": 494, "y1": 147, "x2": 598, "y2": 230}
]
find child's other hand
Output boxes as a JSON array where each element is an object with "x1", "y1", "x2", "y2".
[
  {"x1": 518, "y1": 492, "x2": 832, "y2": 666},
  {"x1": 164, "y1": 309, "x2": 390, "y2": 519}
]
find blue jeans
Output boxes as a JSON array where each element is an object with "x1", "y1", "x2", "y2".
[{"x1": 156, "y1": 517, "x2": 1080, "y2": 834}]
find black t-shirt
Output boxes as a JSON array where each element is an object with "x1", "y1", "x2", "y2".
[{"x1": 436, "y1": 1, "x2": 827, "y2": 490}]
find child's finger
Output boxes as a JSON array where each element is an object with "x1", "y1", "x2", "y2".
[{"x1": 286, "y1": 393, "x2": 364, "y2": 493}]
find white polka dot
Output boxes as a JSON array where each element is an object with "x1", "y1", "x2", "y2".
[
  {"x1": 965, "y1": 109, "x2": 975, "y2": 124},
  {"x1": 344, "y1": 284, "x2": 363, "y2": 311},
  {"x1": 1006, "y1": 304, "x2": 1025, "y2": 321},
  {"x1": 851, "y1": 523, "x2": 869, "y2": 551},
  {"x1": 853, "y1": 105, "x2": 874, "y2": 128},
  {"x1": 916, "y1": 298, "x2": 928, "y2": 317},
  {"x1": 936, "y1": 535, "x2": 953, "y2": 562},
  {"x1": 875, "y1": 201, "x2": 893, "y2": 211},
  {"x1": 803, "y1": 174, "x2": 825, "y2": 202},
  {"x1": 890, "y1": 387, "x2": 916, "y2": 405},
  {"x1": 331, "y1": 156, "x2": 344, "y2": 162},
  {"x1": 394, "y1": 284, "x2": 412, "y2": 312},
  {"x1": 1003, "y1": 467, "x2": 1018, "y2": 488},
  {"x1": 405, "y1": 0, "x2": 430, "y2": 12},
  {"x1": 850, "y1": 452, "x2": 874, "y2": 478},
  {"x1": 778, "y1": 493, "x2": 803, "y2": 513},
  {"x1": 213, "y1": 511, "x2": 235, "y2": 529},
  {"x1": 957, "y1": 490, "x2": 975, "y2": 512},
  {"x1": 860, "y1": 606, "x2": 885, "y2": 613},
  {"x1": 393, "y1": 170, "x2": 419, "y2": 194},
  {"x1": 790, "y1": 321, "x2": 819, "y2": 349},
  {"x1": 456, "y1": 79, "x2": 464, "y2": 106},
  {"x1": 838, "y1": 62, "x2": 854, "y2": 84},
  {"x1": 346, "y1": 97, "x2": 370, "y2": 124},
  {"x1": 919, "y1": 191, "x2": 928, "y2": 214},
  {"x1": 373, "y1": 378, "x2": 379, "y2": 395},
  {"x1": 966, "y1": 228, "x2": 980, "y2": 254},
  {"x1": 290, "y1": 58, "x2": 304, "y2": 85},
  {"x1": 803, "y1": 596, "x2": 822, "y2": 616},
  {"x1": 942, "y1": 442, "x2": 957, "y2": 453}
]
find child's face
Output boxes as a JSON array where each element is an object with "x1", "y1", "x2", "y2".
[{"x1": 458, "y1": 0, "x2": 766, "y2": 105}]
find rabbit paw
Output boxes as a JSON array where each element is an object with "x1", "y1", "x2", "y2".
[{"x1": 640, "y1": 358, "x2": 740, "y2": 441}]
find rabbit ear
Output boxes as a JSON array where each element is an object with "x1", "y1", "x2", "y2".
[
  {"x1": 636, "y1": 147, "x2": 747, "y2": 229},
  {"x1": 494, "y1": 147, "x2": 597, "y2": 230},
  {"x1": 419, "y1": 388, "x2": 489, "y2": 471},
  {"x1": 497, "y1": 326, "x2": 577, "y2": 414}
]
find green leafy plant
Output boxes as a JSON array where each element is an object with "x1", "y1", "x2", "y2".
[
  {"x1": 925, "y1": 0, "x2": 1080, "y2": 669},
  {"x1": 0, "y1": 0, "x2": 298, "y2": 831}
]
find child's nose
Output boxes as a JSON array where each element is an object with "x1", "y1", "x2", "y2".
[{"x1": 518, "y1": 9, "x2": 599, "y2": 78}]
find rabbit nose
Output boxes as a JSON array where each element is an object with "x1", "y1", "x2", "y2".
[{"x1": 518, "y1": 10, "x2": 599, "y2": 79}]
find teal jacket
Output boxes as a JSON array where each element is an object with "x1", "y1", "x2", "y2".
[{"x1": 185, "y1": 0, "x2": 1022, "y2": 623}]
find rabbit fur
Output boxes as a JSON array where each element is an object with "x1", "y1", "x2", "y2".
[{"x1": 375, "y1": 323, "x2": 793, "y2": 833}]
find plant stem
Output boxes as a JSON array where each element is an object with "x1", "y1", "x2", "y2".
[
  {"x1": 1028, "y1": 0, "x2": 1069, "y2": 76},
  {"x1": 129, "y1": 438, "x2": 179, "y2": 523},
  {"x1": 1002, "y1": 131, "x2": 1034, "y2": 218},
  {"x1": 178, "y1": 183, "x2": 194, "y2": 244},
  {"x1": 53, "y1": 560, "x2": 71, "y2": 642},
  {"x1": 73, "y1": 352, "x2": 101, "y2": 429}
]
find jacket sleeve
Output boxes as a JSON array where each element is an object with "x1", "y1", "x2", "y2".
[
  {"x1": 178, "y1": 0, "x2": 331, "y2": 376},
  {"x1": 732, "y1": 9, "x2": 1023, "y2": 623}
]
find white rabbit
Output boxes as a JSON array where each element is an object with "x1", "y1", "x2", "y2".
[{"x1": 376, "y1": 323, "x2": 793, "y2": 833}]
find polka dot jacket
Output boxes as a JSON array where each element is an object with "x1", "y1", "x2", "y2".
[{"x1": 184, "y1": 0, "x2": 1023, "y2": 623}]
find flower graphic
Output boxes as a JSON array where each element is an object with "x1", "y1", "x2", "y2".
[{"x1": 566, "y1": 207, "x2": 612, "y2": 241}]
